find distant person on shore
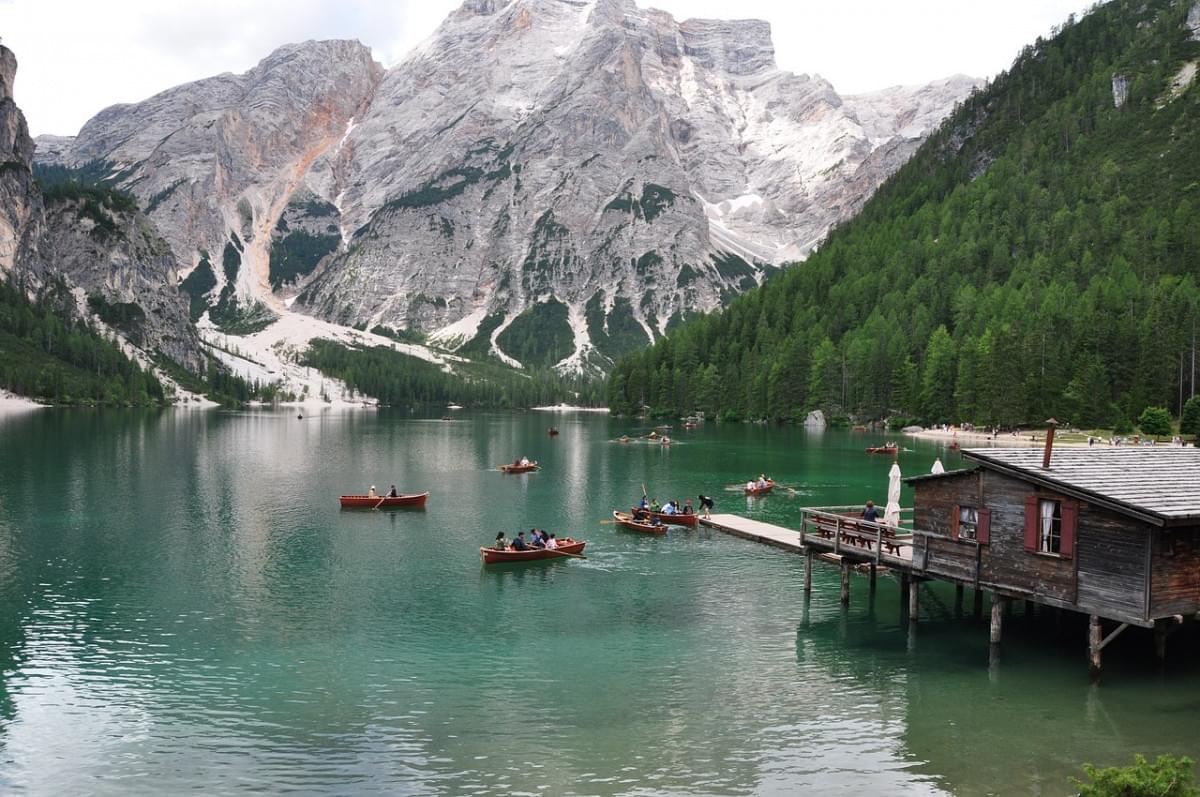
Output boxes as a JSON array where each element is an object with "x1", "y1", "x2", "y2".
[
  {"x1": 698, "y1": 494, "x2": 714, "y2": 518},
  {"x1": 862, "y1": 500, "x2": 878, "y2": 523}
]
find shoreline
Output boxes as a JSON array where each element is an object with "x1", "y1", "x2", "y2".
[
  {"x1": 532, "y1": 404, "x2": 610, "y2": 413},
  {"x1": 906, "y1": 427, "x2": 1120, "y2": 449},
  {"x1": 0, "y1": 390, "x2": 47, "y2": 413}
]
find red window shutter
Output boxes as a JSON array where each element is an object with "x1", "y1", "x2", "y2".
[
  {"x1": 950, "y1": 506, "x2": 960, "y2": 540},
  {"x1": 1060, "y1": 501, "x2": 1078, "y2": 558},
  {"x1": 977, "y1": 508, "x2": 991, "y2": 545},
  {"x1": 1024, "y1": 495, "x2": 1039, "y2": 551}
]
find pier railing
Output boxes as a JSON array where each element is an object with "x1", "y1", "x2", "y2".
[{"x1": 800, "y1": 506, "x2": 986, "y2": 580}]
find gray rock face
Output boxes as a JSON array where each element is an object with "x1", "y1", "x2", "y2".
[
  {"x1": 295, "y1": 0, "x2": 977, "y2": 368},
  {"x1": 1, "y1": 45, "x2": 40, "y2": 275},
  {"x1": 1, "y1": 44, "x2": 202, "y2": 373},
  {"x1": 38, "y1": 40, "x2": 383, "y2": 310},
  {"x1": 33, "y1": 3, "x2": 976, "y2": 371}
]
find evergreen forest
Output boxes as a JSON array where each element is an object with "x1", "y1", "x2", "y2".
[
  {"x1": 0, "y1": 278, "x2": 166, "y2": 405},
  {"x1": 303, "y1": 339, "x2": 605, "y2": 409},
  {"x1": 608, "y1": 0, "x2": 1200, "y2": 428}
]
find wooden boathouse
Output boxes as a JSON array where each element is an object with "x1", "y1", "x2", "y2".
[
  {"x1": 902, "y1": 444, "x2": 1200, "y2": 674},
  {"x1": 706, "y1": 437, "x2": 1200, "y2": 678}
]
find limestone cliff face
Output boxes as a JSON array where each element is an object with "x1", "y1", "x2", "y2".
[
  {"x1": 294, "y1": 0, "x2": 977, "y2": 368},
  {"x1": 33, "y1": 3, "x2": 977, "y2": 371},
  {"x1": 0, "y1": 45, "x2": 40, "y2": 275},
  {"x1": 38, "y1": 40, "x2": 384, "y2": 311},
  {"x1": 1, "y1": 44, "x2": 202, "y2": 372}
]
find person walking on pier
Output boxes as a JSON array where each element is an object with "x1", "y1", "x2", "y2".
[
  {"x1": 698, "y1": 494, "x2": 714, "y2": 519},
  {"x1": 862, "y1": 500, "x2": 878, "y2": 523}
]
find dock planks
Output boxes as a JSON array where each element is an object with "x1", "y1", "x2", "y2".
[
  {"x1": 700, "y1": 514, "x2": 805, "y2": 552},
  {"x1": 700, "y1": 513, "x2": 915, "y2": 570}
]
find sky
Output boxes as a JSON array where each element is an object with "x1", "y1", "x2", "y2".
[{"x1": 2, "y1": 0, "x2": 1094, "y2": 137}]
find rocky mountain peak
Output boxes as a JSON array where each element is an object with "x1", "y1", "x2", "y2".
[
  {"x1": 678, "y1": 18, "x2": 777, "y2": 78},
  {"x1": 0, "y1": 45, "x2": 17, "y2": 103},
  {"x1": 30, "y1": 3, "x2": 978, "y2": 376}
]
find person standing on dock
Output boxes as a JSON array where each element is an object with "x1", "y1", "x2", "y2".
[
  {"x1": 862, "y1": 500, "x2": 878, "y2": 522},
  {"x1": 698, "y1": 494, "x2": 714, "y2": 519}
]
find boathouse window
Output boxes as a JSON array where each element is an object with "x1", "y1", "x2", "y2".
[
  {"x1": 1023, "y1": 496, "x2": 1076, "y2": 558},
  {"x1": 950, "y1": 506, "x2": 990, "y2": 544},
  {"x1": 1038, "y1": 500, "x2": 1062, "y2": 553},
  {"x1": 958, "y1": 507, "x2": 978, "y2": 540}
]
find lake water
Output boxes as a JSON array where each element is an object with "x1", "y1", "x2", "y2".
[{"x1": 0, "y1": 409, "x2": 1196, "y2": 795}]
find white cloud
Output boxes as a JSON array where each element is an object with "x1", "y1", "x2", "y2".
[{"x1": 2, "y1": 0, "x2": 1091, "y2": 137}]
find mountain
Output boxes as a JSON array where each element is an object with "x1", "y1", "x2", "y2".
[
  {"x1": 608, "y1": 0, "x2": 1200, "y2": 428},
  {"x1": 36, "y1": 0, "x2": 976, "y2": 373},
  {"x1": 2, "y1": 44, "x2": 202, "y2": 374}
]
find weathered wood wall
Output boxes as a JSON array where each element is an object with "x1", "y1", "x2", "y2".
[
  {"x1": 1150, "y1": 526, "x2": 1200, "y2": 617},
  {"x1": 913, "y1": 468, "x2": 1152, "y2": 624}
]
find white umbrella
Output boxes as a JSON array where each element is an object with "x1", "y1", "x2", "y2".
[
  {"x1": 931, "y1": 458, "x2": 945, "y2": 474},
  {"x1": 884, "y1": 462, "x2": 902, "y2": 527}
]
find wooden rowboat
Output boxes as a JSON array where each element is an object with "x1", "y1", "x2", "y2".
[
  {"x1": 865, "y1": 445, "x2": 899, "y2": 454},
  {"x1": 480, "y1": 540, "x2": 586, "y2": 564},
  {"x1": 499, "y1": 462, "x2": 540, "y2": 473},
  {"x1": 548, "y1": 427, "x2": 560, "y2": 436},
  {"x1": 744, "y1": 480, "x2": 775, "y2": 496},
  {"x1": 630, "y1": 508, "x2": 698, "y2": 527},
  {"x1": 340, "y1": 492, "x2": 429, "y2": 508},
  {"x1": 612, "y1": 510, "x2": 668, "y2": 534}
]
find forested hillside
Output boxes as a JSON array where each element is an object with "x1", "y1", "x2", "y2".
[
  {"x1": 609, "y1": 0, "x2": 1200, "y2": 428},
  {"x1": 0, "y1": 278, "x2": 166, "y2": 405}
]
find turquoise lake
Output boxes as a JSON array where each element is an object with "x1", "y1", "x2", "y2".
[{"x1": 0, "y1": 409, "x2": 1196, "y2": 795}]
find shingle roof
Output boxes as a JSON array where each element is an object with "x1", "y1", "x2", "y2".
[{"x1": 962, "y1": 447, "x2": 1200, "y2": 526}]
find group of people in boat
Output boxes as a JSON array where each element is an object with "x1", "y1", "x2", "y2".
[
  {"x1": 493, "y1": 529, "x2": 568, "y2": 550},
  {"x1": 511, "y1": 456, "x2": 532, "y2": 467},
  {"x1": 633, "y1": 496, "x2": 694, "y2": 518},
  {"x1": 366, "y1": 485, "x2": 400, "y2": 498},
  {"x1": 746, "y1": 474, "x2": 772, "y2": 490}
]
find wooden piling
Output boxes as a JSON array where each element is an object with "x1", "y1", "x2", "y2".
[
  {"x1": 869, "y1": 564, "x2": 877, "y2": 594},
  {"x1": 990, "y1": 595, "x2": 1004, "y2": 645},
  {"x1": 803, "y1": 548, "x2": 813, "y2": 596},
  {"x1": 1089, "y1": 614, "x2": 1103, "y2": 679},
  {"x1": 954, "y1": 584, "x2": 964, "y2": 617},
  {"x1": 909, "y1": 579, "x2": 920, "y2": 624},
  {"x1": 840, "y1": 559, "x2": 851, "y2": 606},
  {"x1": 973, "y1": 588, "x2": 983, "y2": 620},
  {"x1": 1154, "y1": 620, "x2": 1168, "y2": 663}
]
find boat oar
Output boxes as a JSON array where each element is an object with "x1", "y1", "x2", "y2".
[
  {"x1": 553, "y1": 550, "x2": 587, "y2": 559},
  {"x1": 374, "y1": 496, "x2": 386, "y2": 510}
]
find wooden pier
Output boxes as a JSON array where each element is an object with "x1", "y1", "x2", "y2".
[{"x1": 700, "y1": 443, "x2": 1200, "y2": 680}]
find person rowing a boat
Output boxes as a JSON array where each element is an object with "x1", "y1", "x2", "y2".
[
  {"x1": 388, "y1": 485, "x2": 398, "y2": 498},
  {"x1": 638, "y1": 495, "x2": 649, "y2": 511},
  {"x1": 511, "y1": 531, "x2": 529, "y2": 551}
]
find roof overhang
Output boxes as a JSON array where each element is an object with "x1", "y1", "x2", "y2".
[{"x1": 963, "y1": 451, "x2": 1183, "y2": 528}]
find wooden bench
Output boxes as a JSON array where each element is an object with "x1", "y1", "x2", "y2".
[{"x1": 807, "y1": 515, "x2": 902, "y2": 555}]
